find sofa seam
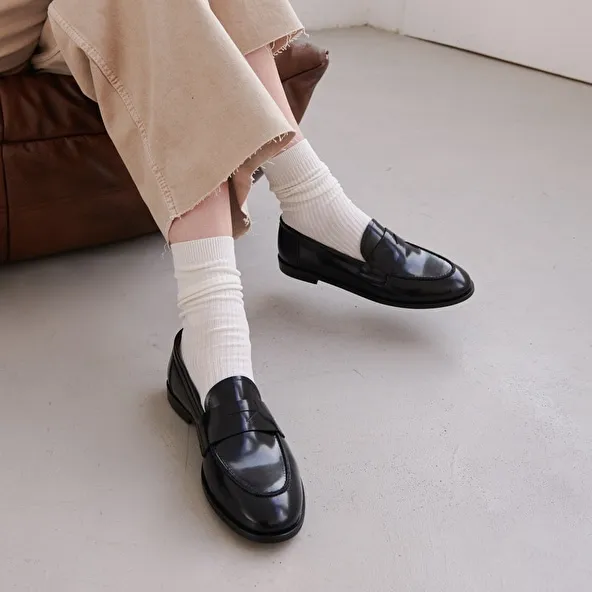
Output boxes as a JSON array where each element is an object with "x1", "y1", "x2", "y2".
[
  {"x1": 2, "y1": 130, "x2": 107, "y2": 146},
  {"x1": 280, "y1": 58, "x2": 329, "y2": 85},
  {"x1": 0, "y1": 148, "x2": 8, "y2": 262},
  {"x1": 0, "y1": 95, "x2": 10, "y2": 262}
]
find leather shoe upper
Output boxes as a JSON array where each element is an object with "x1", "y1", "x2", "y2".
[
  {"x1": 167, "y1": 332, "x2": 304, "y2": 539},
  {"x1": 278, "y1": 218, "x2": 474, "y2": 308},
  {"x1": 201, "y1": 376, "x2": 303, "y2": 536},
  {"x1": 361, "y1": 220, "x2": 452, "y2": 278}
]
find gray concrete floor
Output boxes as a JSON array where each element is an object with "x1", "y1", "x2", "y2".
[{"x1": 1, "y1": 28, "x2": 592, "y2": 592}]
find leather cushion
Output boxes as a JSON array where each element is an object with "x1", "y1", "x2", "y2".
[{"x1": 0, "y1": 42, "x2": 329, "y2": 263}]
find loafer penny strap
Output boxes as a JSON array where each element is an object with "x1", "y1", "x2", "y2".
[
  {"x1": 200, "y1": 400, "x2": 284, "y2": 452},
  {"x1": 362, "y1": 220, "x2": 452, "y2": 279},
  {"x1": 361, "y1": 220, "x2": 409, "y2": 272}
]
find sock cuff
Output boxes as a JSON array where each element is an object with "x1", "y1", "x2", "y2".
[
  {"x1": 171, "y1": 236, "x2": 236, "y2": 268},
  {"x1": 264, "y1": 140, "x2": 325, "y2": 188}
]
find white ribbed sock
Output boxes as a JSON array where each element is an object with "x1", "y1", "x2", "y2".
[
  {"x1": 264, "y1": 140, "x2": 371, "y2": 261},
  {"x1": 172, "y1": 236, "x2": 253, "y2": 397}
]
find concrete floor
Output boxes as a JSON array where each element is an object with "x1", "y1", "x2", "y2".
[{"x1": 1, "y1": 28, "x2": 592, "y2": 592}]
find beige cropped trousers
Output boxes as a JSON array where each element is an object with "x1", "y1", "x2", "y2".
[{"x1": 0, "y1": 0, "x2": 304, "y2": 237}]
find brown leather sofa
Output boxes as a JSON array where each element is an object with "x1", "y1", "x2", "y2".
[{"x1": 0, "y1": 43, "x2": 328, "y2": 264}]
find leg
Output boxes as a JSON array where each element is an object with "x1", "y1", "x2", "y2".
[
  {"x1": 46, "y1": 0, "x2": 297, "y2": 238},
  {"x1": 242, "y1": 44, "x2": 475, "y2": 308},
  {"x1": 169, "y1": 185, "x2": 254, "y2": 402},
  {"x1": 168, "y1": 183, "x2": 233, "y2": 243},
  {"x1": 41, "y1": 0, "x2": 305, "y2": 541},
  {"x1": 245, "y1": 45, "x2": 372, "y2": 260},
  {"x1": 244, "y1": 46, "x2": 304, "y2": 149}
]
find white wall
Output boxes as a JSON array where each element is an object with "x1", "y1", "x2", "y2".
[
  {"x1": 289, "y1": 0, "x2": 406, "y2": 32},
  {"x1": 294, "y1": 0, "x2": 592, "y2": 83},
  {"x1": 365, "y1": 0, "x2": 592, "y2": 83},
  {"x1": 291, "y1": 0, "x2": 405, "y2": 31},
  {"x1": 367, "y1": 1, "x2": 406, "y2": 32},
  {"x1": 289, "y1": 0, "x2": 367, "y2": 30},
  {"x1": 401, "y1": 0, "x2": 592, "y2": 82}
]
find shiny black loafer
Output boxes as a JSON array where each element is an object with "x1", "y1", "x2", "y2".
[
  {"x1": 166, "y1": 331, "x2": 305, "y2": 543},
  {"x1": 278, "y1": 218, "x2": 474, "y2": 309}
]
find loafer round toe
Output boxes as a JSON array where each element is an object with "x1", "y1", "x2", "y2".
[{"x1": 201, "y1": 436, "x2": 305, "y2": 541}]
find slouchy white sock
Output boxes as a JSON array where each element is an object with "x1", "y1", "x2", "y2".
[
  {"x1": 172, "y1": 236, "x2": 253, "y2": 397},
  {"x1": 264, "y1": 140, "x2": 371, "y2": 260}
]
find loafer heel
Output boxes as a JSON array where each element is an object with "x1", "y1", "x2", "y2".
[
  {"x1": 278, "y1": 257, "x2": 318, "y2": 284},
  {"x1": 167, "y1": 384, "x2": 194, "y2": 424}
]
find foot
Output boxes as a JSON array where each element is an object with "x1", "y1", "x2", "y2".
[
  {"x1": 264, "y1": 140, "x2": 474, "y2": 307},
  {"x1": 167, "y1": 331, "x2": 305, "y2": 543},
  {"x1": 278, "y1": 218, "x2": 474, "y2": 309}
]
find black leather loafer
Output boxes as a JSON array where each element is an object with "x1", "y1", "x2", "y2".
[
  {"x1": 166, "y1": 331, "x2": 305, "y2": 543},
  {"x1": 278, "y1": 218, "x2": 474, "y2": 309}
]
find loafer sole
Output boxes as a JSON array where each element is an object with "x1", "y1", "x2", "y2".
[
  {"x1": 167, "y1": 385, "x2": 306, "y2": 543},
  {"x1": 279, "y1": 256, "x2": 474, "y2": 309}
]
